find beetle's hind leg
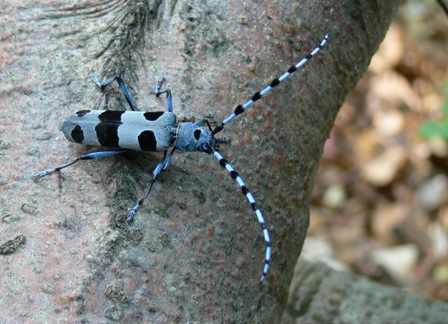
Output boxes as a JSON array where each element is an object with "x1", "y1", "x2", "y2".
[
  {"x1": 33, "y1": 149, "x2": 129, "y2": 178},
  {"x1": 154, "y1": 77, "x2": 173, "y2": 112},
  {"x1": 90, "y1": 73, "x2": 138, "y2": 111}
]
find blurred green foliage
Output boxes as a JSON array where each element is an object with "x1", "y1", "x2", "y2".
[{"x1": 420, "y1": 81, "x2": 448, "y2": 140}]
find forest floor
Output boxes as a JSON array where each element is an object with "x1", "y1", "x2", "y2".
[{"x1": 304, "y1": 1, "x2": 448, "y2": 302}]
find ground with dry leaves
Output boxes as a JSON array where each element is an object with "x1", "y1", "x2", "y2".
[{"x1": 303, "y1": 2, "x2": 448, "y2": 302}]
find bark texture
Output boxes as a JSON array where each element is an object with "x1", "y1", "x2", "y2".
[
  {"x1": 283, "y1": 260, "x2": 448, "y2": 323},
  {"x1": 1, "y1": 0, "x2": 401, "y2": 321}
]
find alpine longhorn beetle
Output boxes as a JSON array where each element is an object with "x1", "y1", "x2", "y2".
[{"x1": 34, "y1": 34, "x2": 328, "y2": 283}]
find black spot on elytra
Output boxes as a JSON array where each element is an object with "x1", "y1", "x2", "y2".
[
  {"x1": 76, "y1": 110, "x2": 91, "y2": 117},
  {"x1": 95, "y1": 111, "x2": 124, "y2": 147},
  {"x1": 138, "y1": 130, "x2": 157, "y2": 151},
  {"x1": 98, "y1": 110, "x2": 125, "y2": 122},
  {"x1": 71, "y1": 125, "x2": 84, "y2": 143},
  {"x1": 144, "y1": 111, "x2": 165, "y2": 121}
]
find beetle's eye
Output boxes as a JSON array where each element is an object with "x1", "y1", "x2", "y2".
[{"x1": 194, "y1": 129, "x2": 201, "y2": 140}]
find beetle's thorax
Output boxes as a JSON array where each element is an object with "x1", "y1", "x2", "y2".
[{"x1": 175, "y1": 122, "x2": 216, "y2": 154}]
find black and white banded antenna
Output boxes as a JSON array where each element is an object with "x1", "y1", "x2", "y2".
[
  {"x1": 207, "y1": 34, "x2": 328, "y2": 282},
  {"x1": 212, "y1": 34, "x2": 329, "y2": 136},
  {"x1": 212, "y1": 150, "x2": 271, "y2": 284}
]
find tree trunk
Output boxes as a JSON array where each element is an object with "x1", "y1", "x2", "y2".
[
  {"x1": 1, "y1": 0, "x2": 400, "y2": 321},
  {"x1": 283, "y1": 260, "x2": 448, "y2": 323}
]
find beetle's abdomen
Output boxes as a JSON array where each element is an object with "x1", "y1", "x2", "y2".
[{"x1": 61, "y1": 110, "x2": 176, "y2": 151}]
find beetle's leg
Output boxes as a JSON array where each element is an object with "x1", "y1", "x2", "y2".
[
  {"x1": 90, "y1": 73, "x2": 138, "y2": 111},
  {"x1": 155, "y1": 77, "x2": 173, "y2": 112},
  {"x1": 127, "y1": 148, "x2": 176, "y2": 221},
  {"x1": 33, "y1": 149, "x2": 129, "y2": 178}
]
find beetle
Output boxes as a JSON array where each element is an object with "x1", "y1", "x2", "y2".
[{"x1": 34, "y1": 34, "x2": 328, "y2": 283}]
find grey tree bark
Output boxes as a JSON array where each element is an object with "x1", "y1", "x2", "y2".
[
  {"x1": 283, "y1": 260, "x2": 448, "y2": 323},
  {"x1": 0, "y1": 0, "x2": 413, "y2": 322}
]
